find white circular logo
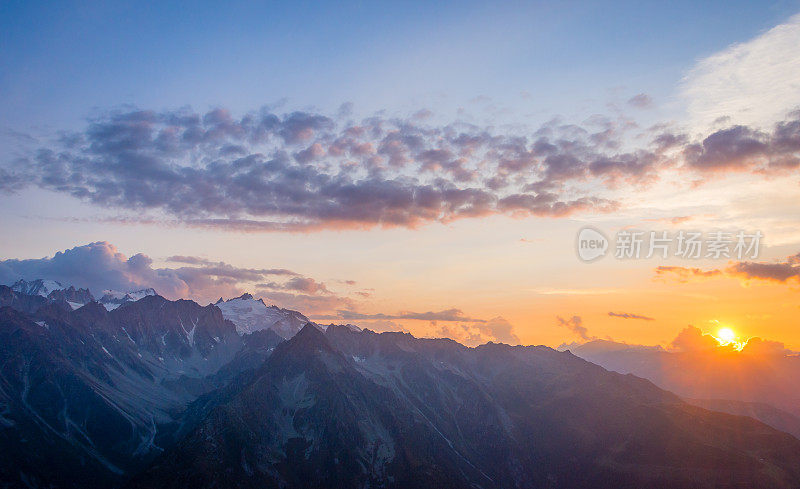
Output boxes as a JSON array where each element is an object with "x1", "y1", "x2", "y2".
[{"x1": 576, "y1": 227, "x2": 608, "y2": 262}]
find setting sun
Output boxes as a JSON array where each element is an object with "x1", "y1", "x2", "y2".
[{"x1": 718, "y1": 328, "x2": 737, "y2": 344}]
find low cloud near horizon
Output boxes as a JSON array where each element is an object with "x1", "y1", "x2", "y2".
[
  {"x1": 0, "y1": 241, "x2": 519, "y2": 345},
  {"x1": 0, "y1": 241, "x2": 347, "y2": 309}
]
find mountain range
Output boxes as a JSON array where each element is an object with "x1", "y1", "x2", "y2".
[
  {"x1": 566, "y1": 339, "x2": 800, "y2": 439},
  {"x1": 1, "y1": 280, "x2": 800, "y2": 488}
]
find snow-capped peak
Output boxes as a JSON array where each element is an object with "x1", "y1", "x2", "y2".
[
  {"x1": 214, "y1": 294, "x2": 312, "y2": 338},
  {"x1": 11, "y1": 278, "x2": 66, "y2": 297},
  {"x1": 99, "y1": 288, "x2": 158, "y2": 310},
  {"x1": 101, "y1": 288, "x2": 157, "y2": 301}
]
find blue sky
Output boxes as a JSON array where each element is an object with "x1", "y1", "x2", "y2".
[{"x1": 3, "y1": 0, "x2": 798, "y2": 132}]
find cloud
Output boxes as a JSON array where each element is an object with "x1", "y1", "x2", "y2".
[
  {"x1": 166, "y1": 256, "x2": 297, "y2": 277},
  {"x1": 608, "y1": 311, "x2": 654, "y2": 321},
  {"x1": 0, "y1": 241, "x2": 344, "y2": 308},
  {"x1": 655, "y1": 252, "x2": 800, "y2": 285},
  {"x1": 669, "y1": 327, "x2": 793, "y2": 356},
  {"x1": 0, "y1": 241, "x2": 190, "y2": 298},
  {"x1": 316, "y1": 308, "x2": 519, "y2": 345},
  {"x1": 0, "y1": 243, "x2": 517, "y2": 338},
  {"x1": 654, "y1": 266, "x2": 724, "y2": 283},
  {"x1": 3, "y1": 108, "x2": 634, "y2": 232},
  {"x1": 739, "y1": 337, "x2": 790, "y2": 356},
  {"x1": 256, "y1": 290, "x2": 354, "y2": 315},
  {"x1": 574, "y1": 325, "x2": 793, "y2": 356},
  {"x1": 257, "y1": 276, "x2": 330, "y2": 295},
  {"x1": 727, "y1": 260, "x2": 800, "y2": 283},
  {"x1": 670, "y1": 325, "x2": 720, "y2": 352},
  {"x1": 332, "y1": 308, "x2": 489, "y2": 322},
  {"x1": 627, "y1": 93, "x2": 653, "y2": 109},
  {"x1": 642, "y1": 216, "x2": 693, "y2": 225},
  {"x1": 429, "y1": 316, "x2": 519, "y2": 346},
  {"x1": 556, "y1": 315, "x2": 595, "y2": 341},
  {"x1": 682, "y1": 13, "x2": 800, "y2": 132},
  {"x1": 4, "y1": 97, "x2": 800, "y2": 233},
  {"x1": 481, "y1": 316, "x2": 520, "y2": 344}
]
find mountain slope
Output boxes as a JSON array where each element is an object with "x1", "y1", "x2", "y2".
[
  {"x1": 0, "y1": 294, "x2": 250, "y2": 488},
  {"x1": 568, "y1": 340, "x2": 800, "y2": 424},
  {"x1": 130, "y1": 326, "x2": 800, "y2": 489},
  {"x1": 684, "y1": 398, "x2": 800, "y2": 440}
]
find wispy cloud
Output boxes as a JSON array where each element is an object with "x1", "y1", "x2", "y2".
[
  {"x1": 531, "y1": 287, "x2": 626, "y2": 295},
  {"x1": 330, "y1": 308, "x2": 488, "y2": 322},
  {"x1": 682, "y1": 13, "x2": 800, "y2": 132},
  {"x1": 257, "y1": 276, "x2": 331, "y2": 295},
  {"x1": 608, "y1": 311, "x2": 654, "y2": 321},
  {"x1": 627, "y1": 93, "x2": 653, "y2": 109}
]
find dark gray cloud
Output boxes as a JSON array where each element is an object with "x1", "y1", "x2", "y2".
[{"x1": 608, "y1": 311, "x2": 655, "y2": 321}]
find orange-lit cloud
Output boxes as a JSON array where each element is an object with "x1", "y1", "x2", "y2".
[
  {"x1": 655, "y1": 252, "x2": 800, "y2": 285},
  {"x1": 654, "y1": 266, "x2": 723, "y2": 283},
  {"x1": 556, "y1": 315, "x2": 595, "y2": 340},
  {"x1": 670, "y1": 325, "x2": 721, "y2": 352}
]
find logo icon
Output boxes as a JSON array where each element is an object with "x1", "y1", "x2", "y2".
[{"x1": 576, "y1": 227, "x2": 608, "y2": 262}]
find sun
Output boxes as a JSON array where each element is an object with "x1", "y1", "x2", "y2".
[{"x1": 717, "y1": 327, "x2": 737, "y2": 344}]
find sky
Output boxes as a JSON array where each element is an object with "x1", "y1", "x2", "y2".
[{"x1": 2, "y1": 0, "x2": 800, "y2": 349}]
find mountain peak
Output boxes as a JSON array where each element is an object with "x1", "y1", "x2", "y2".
[
  {"x1": 263, "y1": 321, "x2": 340, "y2": 376},
  {"x1": 276, "y1": 322, "x2": 329, "y2": 354},
  {"x1": 11, "y1": 278, "x2": 66, "y2": 297},
  {"x1": 293, "y1": 322, "x2": 326, "y2": 341},
  {"x1": 72, "y1": 300, "x2": 109, "y2": 322}
]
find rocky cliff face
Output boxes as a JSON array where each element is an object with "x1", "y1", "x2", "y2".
[{"x1": 0, "y1": 293, "x2": 254, "y2": 488}]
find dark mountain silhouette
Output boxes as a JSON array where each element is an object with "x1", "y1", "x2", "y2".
[{"x1": 130, "y1": 325, "x2": 800, "y2": 489}]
